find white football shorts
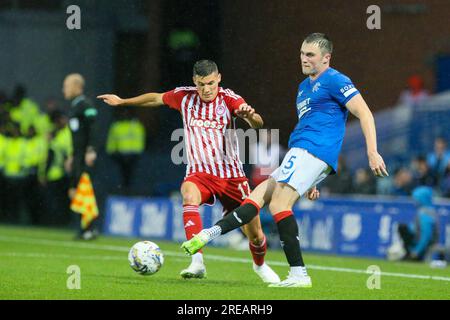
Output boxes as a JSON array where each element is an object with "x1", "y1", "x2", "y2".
[{"x1": 270, "y1": 148, "x2": 332, "y2": 196}]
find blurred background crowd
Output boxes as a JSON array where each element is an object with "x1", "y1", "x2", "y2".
[{"x1": 1, "y1": 78, "x2": 449, "y2": 228}]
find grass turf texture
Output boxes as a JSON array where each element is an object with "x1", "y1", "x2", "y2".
[{"x1": 0, "y1": 225, "x2": 449, "y2": 300}]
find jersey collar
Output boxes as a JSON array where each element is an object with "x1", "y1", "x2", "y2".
[
  {"x1": 71, "y1": 95, "x2": 86, "y2": 107},
  {"x1": 309, "y1": 67, "x2": 330, "y2": 85}
]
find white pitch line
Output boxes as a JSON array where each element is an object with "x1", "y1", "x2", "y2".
[
  {"x1": 0, "y1": 252, "x2": 124, "y2": 261},
  {"x1": 0, "y1": 235, "x2": 449, "y2": 282}
]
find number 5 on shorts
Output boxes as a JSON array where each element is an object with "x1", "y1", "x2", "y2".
[{"x1": 284, "y1": 155, "x2": 297, "y2": 170}]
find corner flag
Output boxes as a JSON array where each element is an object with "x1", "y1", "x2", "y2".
[{"x1": 70, "y1": 172, "x2": 99, "y2": 229}]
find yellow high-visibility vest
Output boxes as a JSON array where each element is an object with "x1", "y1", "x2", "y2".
[
  {"x1": 9, "y1": 98, "x2": 41, "y2": 135},
  {"x1": 34, "y1": 113, "x2": 54, "y2": 137},
  {"x1": 2, "y1": 137, "x2": 28, "y2": 178},
  {"x1": 24, "y1": 134, "x2": 48, "y2": 179},
  {"x1": 47, "y1": 127, "x2": 73, "y2": 182},
  {"x1": 106, "y1": 120, "x2": 145, "y2": 154},
  {"x1": 0, "y1": 134, "x2": 5, "y2": 171}
]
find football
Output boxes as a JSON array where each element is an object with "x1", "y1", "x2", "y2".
[{"x1": 128, "y1": 241, "x2": 164, "y2": 275}]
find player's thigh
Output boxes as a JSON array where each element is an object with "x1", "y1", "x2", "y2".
[
  {"x1": 247, "y1": 178, "x2": 277, "y2": 208},
  {"x1": 270, "y1": 148, "x2": 330, "y2": 213},
  {"x1": 268, "y1": 182, "x2": 301, "y2": 214},
  {"x1": 180, "y1": 181, "x2": 202, "y2": 205}
]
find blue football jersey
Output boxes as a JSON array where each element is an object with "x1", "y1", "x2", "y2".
[{"x1": 288, "y1": 67, "x2": 360, "y2": 173}]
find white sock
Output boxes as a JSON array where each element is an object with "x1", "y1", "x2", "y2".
[
  {"x1": 202, "y1": 225, "x2": 222, "y2": 241},
  {"x1": 192, "y1": 252, "x2": 204, "y2": 265},
  {"x1": 290, "y1": 266, "x2": 308, "y2": 277}
]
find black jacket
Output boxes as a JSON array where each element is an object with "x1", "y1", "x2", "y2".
[{"x1": 68, "y1": 95, "x2": 97, "y2": 187}]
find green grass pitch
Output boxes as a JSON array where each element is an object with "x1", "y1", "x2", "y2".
[{"x1": 0, "y1": 225, "x2": 449, "y2": 300}]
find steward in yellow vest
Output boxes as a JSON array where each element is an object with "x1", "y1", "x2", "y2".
[{"x1": 106, "y1": 109, "x2": 145, "y2": 194}]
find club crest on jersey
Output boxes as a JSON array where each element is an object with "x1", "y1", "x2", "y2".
[
  {"x1": 216, "y1": 104, "x2": 226, "y2": 116},
  {"x1": 312, "y1": 82, "x2": 321, "y2": 93}
]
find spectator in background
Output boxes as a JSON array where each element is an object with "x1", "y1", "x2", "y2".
[
  {"x1": 391, "y1": 167, "x2": 413, "y2": 196},
  {"x1": 427, "y1": 137, "x2": 450, "y2": 184},
  {"x1": 398, "y1": 186, "x2": 438, "y2": 261},
  {"x1": 441, "y1": 161, "x2": 450, "y2": 198},
  {"x1": 166, "y1": 27, "x2": 200, "y2": 87},
  {"x1": 43, "y1": 110, "x2": 73, "y2": 226},
  {"x1": 23, "y1": 125, "x2": 47, "y2": 224},
  {"x1": 0, "y1": 90, "x2": 9, "y2": 112},
  {"x1": 410, "y1": 155, "x2": 436, "y2": 188},
  {"x1": 33, "y1": 97, "x2": 61, "y2": 137},
  {"x1": 0, "y1": 106, "x2": 7, "y2": 220},
  {"x1": 398, "y1": 74, "x2": 430, "y2": 107},
  {"x1": 9, "y1": 85, "x2": 41, "y2": 135},
  {"x1": 106, "y1": 108, "x2": 146, "y2": 195},
  {"x1": 321, "y1": 155, "x2": 353, "y2": 195},
  {"x1": 353, "y1": 168, "x2": 375, "y2": 195},
  {"x1": 1, "y1": 122, "x2": 29, "y2": 223}
]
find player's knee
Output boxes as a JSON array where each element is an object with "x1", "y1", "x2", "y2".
[
  {"x1": 243, "y1": 226, "x2": 265, "y2": 244},
  {"x1": 269, "y1": 199, "x2": 287, "y2": 215},
  {"x1": 249, "y1": 232, "x2": 265, "y2": 245},
  {"x1": 182, "y1": 193, "x2": 199, "y2": 205}
]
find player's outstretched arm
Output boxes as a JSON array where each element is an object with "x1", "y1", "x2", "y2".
[
  {"x1": 235, "y1": 103, "x2": 264, "y2": 128},
  {"x1": 345, "y1": 94, "x2": 389, "y2": 177},
  {"x1": 97, "y1": 93, "x2": 165, "y2": 108}
]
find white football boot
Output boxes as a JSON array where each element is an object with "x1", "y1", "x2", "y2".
[
  {"x1": 268, "y1": 271, "x2": 312, "y2": 288},
  {"x1": 253, "y1": 263, "x2": 281, "y2": 284},
  {"x1": 180, "y1": 262, "x2": 207, "y2": 279}
]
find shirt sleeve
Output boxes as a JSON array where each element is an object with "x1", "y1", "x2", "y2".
[
  {"x1": 222, "y1": 89, "x2": 246, "y2": 116},
  {"x1": 162, "y1": 88, "x2": 186, "y2": 111},
  {"x1": 329, "y1": 73, "x2": 360, "y2": 107},
  {"x1": 82, "y1": 102, "x2": 98, "y2": 151}
]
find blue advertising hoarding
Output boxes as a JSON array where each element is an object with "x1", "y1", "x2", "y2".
[{"x1": 104, "y1": 195, "x2": 450, "y2": 258}]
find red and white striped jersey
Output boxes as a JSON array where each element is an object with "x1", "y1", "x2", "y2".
[{"x1": 163, "y1": 87, "x2": 246, "y2": 179}]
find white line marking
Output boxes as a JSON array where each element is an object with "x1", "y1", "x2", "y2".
[{"x1": 1, "y1": 235, "x2": 449, "y2": 282}]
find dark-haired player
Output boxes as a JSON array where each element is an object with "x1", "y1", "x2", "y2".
[{"x1": 98, "y1": 60, "x2": 280, "y2": 283}]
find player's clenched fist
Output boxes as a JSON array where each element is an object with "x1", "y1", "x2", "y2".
[
  {"x1": 97, "y1": 94, "x2": 123, "y2": 106},
  {"x1": 235, "y1": 104, "x2": 255, "y2": 118}
]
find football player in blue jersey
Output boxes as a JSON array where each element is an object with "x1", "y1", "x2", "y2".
[{"x1": 182, "y1": 33, "x2": 389, "y2": 287}]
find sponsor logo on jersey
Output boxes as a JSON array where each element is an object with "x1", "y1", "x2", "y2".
[
  {"x1": 297, "y1": 98, "x2": 311, "y2": 120},
  {"x1": 189, "y1": 117, "x2": 225, "y2": 130},
  {"x1": 340, "y1": 84, "x2": 357, "y2": 98},
  {"x1": 297, "y1": 90, "x2": 303, "y2": 98}
]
